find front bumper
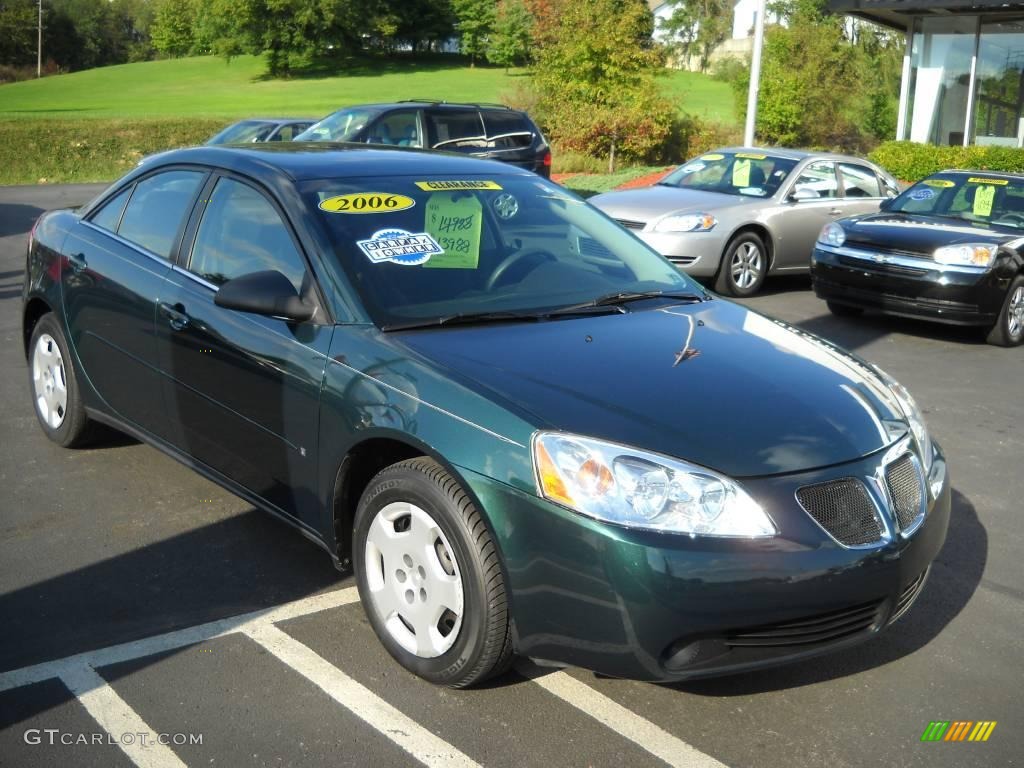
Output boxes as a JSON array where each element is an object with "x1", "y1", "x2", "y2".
[
  {"x1": 812, "y1": 243, "x2": 1008, "y2": 326},
  {"x1": 461, "y1": 440, "x2": 950, "y2": 682},
  {"x1": 633, "y1": 230, "x2": 727, "y2": 277}
]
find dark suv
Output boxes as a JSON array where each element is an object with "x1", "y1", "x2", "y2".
[{"x1": 294, "y1": 101, "x2": 551, "y2": 177}]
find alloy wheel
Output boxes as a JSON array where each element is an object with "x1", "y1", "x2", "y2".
[
  {"x1": 731, "y1": 242, "x2": 763, "y2": 290},
  {"x1": 32, "y1": 333, "x2": 67, "y2": 429},
  {"x1": 363, "y1": 501, "x2": 465, "y2": 658},
  {"x1": 1008, "y1": 286, "x2": 1024, "y2": 339}
]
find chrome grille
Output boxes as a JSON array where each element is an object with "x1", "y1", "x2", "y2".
[
  {"x1": 889, "y1": 567, "x2": 929, "y2": 624},
  {"x1": 726, "y1": 599, "x2": 882, "y2": 648},
  {"x1": 615, "y1": 218, "x2": 646, "y2": 230},
  {"x1": 886, "y1": 454, "x2": 924, "y2": 531},
  {"x1": 796, "y1": 478, "x2": 883, "y2": 547}
]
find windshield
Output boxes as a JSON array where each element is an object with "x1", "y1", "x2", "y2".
[
  {"x1": 209, "y1": 121, "x2": 276, "y2": 145},
  {"x1": 295, "y1": 108, "x2": 380, "y2": 142},
  {"x1": 890, "y1": 173, "x2": 1024, "y2": 229},
  {"x1": 658, "y1": 151, "x2": 798, "y2": 198},
  {"x1": 301, "y1": 175, "x2": 699, "y2": 328}
]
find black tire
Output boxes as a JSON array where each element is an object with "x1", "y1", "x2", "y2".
[
  {"x1": 826, "y1": 300, "x2": 864, "y2": 318},
  {"x1": 715, "y1": 231, "x2": 768, "y2": 297},
  {"x1": 27, "y1": 313, "x2": 96, "y2": 448},
  {"x1": 353, "y1": 457, "x2": 513, "y2": 687},
  {"x1": 986, "y1": 276, "x2": 1024, "y2": 347}
]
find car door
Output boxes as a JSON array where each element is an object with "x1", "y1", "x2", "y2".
[
  {"x1": 775, "y1": 160, "x2": 843, "y2": 269},
  {"x1": 60, "y1": 168, "x2": 207, "y2": 438},
  {"x1": 155, "y1": 173, "x2": 333, "y2": 524},
  {"x1": 836, "y1": 161, "x2": 890, "y2": 217}
]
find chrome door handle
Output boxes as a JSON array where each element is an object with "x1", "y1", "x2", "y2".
[
  {"x1": 158, "y1": 301, "x2": 190, "y2": 331},
  {"x1": 67, "y1": 253, "x2": 87, "y2": 272}
]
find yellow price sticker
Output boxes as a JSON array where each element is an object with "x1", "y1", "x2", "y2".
[
  {"x1": 424, "y1": 193, "x2": 482, "y2": 269},
  {"x1": 415, "y1": 180, "x2": 502, "y2": 191},
  {"x1": 973, "y1": 185, "x2": 996, "y2": 217},
  {"x1": 922, "y1": 179, "x2": 955, "y2": 188},
  {"x1": 700, "y1": 153, "x2": 725, "y2": 161},
  {"x1": 967, "y1": 177, "x2": 1008, "y2": 186},
  {"x1": 732, "y1": 158, "x2": 751, "y2": 188},
  {"x1": 319, "y1": 193, "x2": 415, "y2": 214},
  {"x1": 735, "y1": 152, "x2": 767, "y2": 160}
]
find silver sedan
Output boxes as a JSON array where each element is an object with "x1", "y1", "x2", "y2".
[{"x1": 590, "y1": 148, "x2": 899, "y2": 296}]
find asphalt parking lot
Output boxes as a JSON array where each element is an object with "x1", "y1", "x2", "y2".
[{"x1": 0, "y1": 184, "x2": 1021, "y2": 768}]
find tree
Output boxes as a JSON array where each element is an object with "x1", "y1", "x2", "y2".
[
  {"x1": 452, "y1": 0, "x2": 495, "y2": 66},
  {"x1": 660, "y1": 0, "x2": 731, "y2": 73},
  {"x1": 0, "y1": 0, "x2": 37, "y2": 68},
  {"x1": 487, "y1": 0, "x2": 531, "y2": 70},
  {"x1": 529, "y1": 0, "x2": 672, "y2": 166},
  {"x1": 151, "y1": 0, "x2": 195, "y2": 58}
]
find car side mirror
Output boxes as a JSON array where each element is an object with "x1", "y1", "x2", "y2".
[
  {"x1": 214, "y1": 270, "x2": 315, "y2": 322},
  {"x1": 788, "y1": 187, "x2": 818, "y2": 202},
  {"x1": 879, "y1": 197, "x2": 894, "y2": 211}
]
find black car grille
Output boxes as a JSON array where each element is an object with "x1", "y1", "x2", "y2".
[
  {"x1": 837, "y1": 255, "x2": 929, "y2": 277},
  {"x1": 725, "y1": 599, "x2": 883, "y2": 648},
  {"x1": 796, "y1": 478, "x2": 883, "y2": 546},
  {"x1": 889, "y1": 568, "x2": 929, "y2": 624},
  {"x1": 886, "y1": 454, "x2": 924, "y2": 530},
  {"x1": 615, "y1": 218, "x2": 646, "y2": 230}
]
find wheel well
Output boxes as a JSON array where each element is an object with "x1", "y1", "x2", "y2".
[
  {"x1": 22, "y1": 298, "x2": 51, "y2": 358},
  {"x1": 728, "y1": 225, "x2": 774, "y2": 270},
  {"x1": 331, "y1": 438, "x2": 422, "y2": 568}
]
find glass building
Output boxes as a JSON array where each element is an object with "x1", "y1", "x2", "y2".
[{"x1": 832, "y1": 1, "x2": 1024, "y2": 147}]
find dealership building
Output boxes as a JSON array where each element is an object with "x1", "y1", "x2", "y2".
[{"x1": 832, "y1": 1, "x2": 1024, "y2": 147}]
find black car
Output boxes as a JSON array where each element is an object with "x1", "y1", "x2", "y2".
[
  {"x1": 812, "y1": 170, "x2": 1024, "y2": 346},
  {"x1": 294, "y1": 101, "x2": 551, "y2": 178},
  {"x1": 24, "y1": 144, "x2": 948, "y2": 687},
  {"x1": 207, "y1": 118, "x2": 317, "y2": 145}
]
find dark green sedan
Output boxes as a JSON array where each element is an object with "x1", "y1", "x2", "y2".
[{"x1": 23, "y1": 144, "x2": 950, "y2": 687}]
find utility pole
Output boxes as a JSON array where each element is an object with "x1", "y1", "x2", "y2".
[
  {"x1": 743, "y1": 0, "x2": 766, "y2": 147},
  {"x1": 37, "y1": 0, "x2": 42, "y2": 78}
]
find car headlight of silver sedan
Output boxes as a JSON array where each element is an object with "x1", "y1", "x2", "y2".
[
  {"x1": 653, "y1": 213, "x2": 717, "y2": 233},
  {"x1": 533, "y1": 432, "x2": 776, "y2": 537}
]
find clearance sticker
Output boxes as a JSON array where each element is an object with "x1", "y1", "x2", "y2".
[
  {"x1": 967, "y1": 177, "x2": 1008, "y2": 186},
  {"x1": 319, "y1": 193, "x2": 416, "y2": 214},
  {"x1": 973, "y1": 185, "x2": 996, "y2": 217},
  {"x1": 414, "y1": 180, "x2": 502, "y2": 191},
  {"x1": 356, "y1": 229, "x2": 442, "y2": 266},
  {"x1": 700, "y1": 153, "x2": 725, "y2": 161},
  {"x1": 735, "y1": 152, "x2": 767, "y2": 160},
  {"x1": 923, "y1": 179, "x2": 955, "y2": 188},
  {"x1": 424, "y1": 193, "x2": 482, "y2": 269},
  {"x1": 733, "y1": 158, "x2": 751, "y2": 188}
]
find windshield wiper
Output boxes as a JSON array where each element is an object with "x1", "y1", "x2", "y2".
[{"x1": 381, "y1": 304, "x2": 625, "y2": 332}]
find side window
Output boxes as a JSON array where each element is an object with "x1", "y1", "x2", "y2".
[
  {"x1": 792, "y1": 162, "x2": 839, "y2": 199},
  {"x1": 188, "y1": 177, "x2": 307, "y2": 293},
  {"x1": 482, "y1": 110, "x2": 534, "y2": 150},
  {"x1": 89, "y1": 186, "x2": 132, "y2": 232},
  {"x1": 427, "y1": 110, "x2": 485, "y2": 150},
  {"x1": 839, "y1": 163, "x2": 882, "y2": 198},
  {"x1": 367, "y1": 111, "x2": 421, "y2": 147},
  {"x1": 118, "y1": 170, "x2": 205, "y2": 259},
  {"x1": 272, "y1": 123, "x2": 311, "y2": 141}
]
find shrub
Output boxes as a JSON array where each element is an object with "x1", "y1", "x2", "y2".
[{"x1": 869, "y1": 141, "x2": 1024, "y2": 182}]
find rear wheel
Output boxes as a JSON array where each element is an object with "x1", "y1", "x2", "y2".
[
  {"x1": 28, "y1": 313, "x2": 95, "y2": 447},
  {"x1": 354, "y1": 457, "x2": 513, "y2": 687},
  {"x1": 715, "y1": 232, "x2": 767, "y2": 297},
  {"x1": 826, "y1": 301, "x2": 864, "y2": 318},
  {"x1": 986, "y1": 276, "x2": 1024, "y2": 347}
]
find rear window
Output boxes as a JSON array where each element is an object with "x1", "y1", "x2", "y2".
[{"x1": 117, "y1": 170, "x2": 205, "y2": 258}]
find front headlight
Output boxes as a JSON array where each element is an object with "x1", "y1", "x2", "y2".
[
  {"x1": 874, "y1": 367, "x2": 933, "y2": 472},
  {"x1": 653, "y1": 213, "x2": 717, "y2": 233},
  {"x1": 933, "y1": 243, "x2": 995, "y2": 268},
  {"x1": 818, "y1": 222, "x2": 846, "y2": 247},
  {"x1": 532, "y1": 433, "x2": 776, "y2": 536}
]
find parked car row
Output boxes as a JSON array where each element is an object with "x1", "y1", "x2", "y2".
[{"x1": 591, "y1": 148, "x2": 1024, "y2": 347}]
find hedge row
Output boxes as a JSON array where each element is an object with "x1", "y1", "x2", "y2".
[
  {"x1": 869, "y1": 141, "x2": 1024, "y2": 183},
  {"x1": 0, "y1": 118, "x2": 227, "y2": 186}
]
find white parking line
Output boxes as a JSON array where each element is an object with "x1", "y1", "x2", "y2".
[
  {"x1": 59, "y1": 662, "x2": 187, "y2": 768},
  {"x1": 518, "y1": 663, "x2": 728, "y2": 768},
  {"x1": 245, "y1": 624, "x2": 479, "y2": 768}
]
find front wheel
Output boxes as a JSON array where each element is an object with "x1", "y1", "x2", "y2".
[
  {"x1": 986, "y1": 276, "x2": 1024, "y2": 347},
  {"x1": 353, "y1": 457, "x2": 513, "y2": 687},
  {"x1": 715, "y1": 232, "x2": 768, "y2": 297}
]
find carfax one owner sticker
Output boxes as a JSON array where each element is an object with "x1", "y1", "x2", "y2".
[{"x1": 357, "y1": 229, "x2": 443, "y2": 266}]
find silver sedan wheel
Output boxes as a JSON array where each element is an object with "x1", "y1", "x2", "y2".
[
  {"x1": 32, "y1": 333, "x2": 67, "y2": 429},
  {"x1": 731, "y1": 242, "x2": 763, "y2": 290},
  {"x1": 1008, "y1": 286, "x2": 1024, "y2": 339},
  {"x1": 364, "y1": 501, "x2": 464, "y2": 658}
]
